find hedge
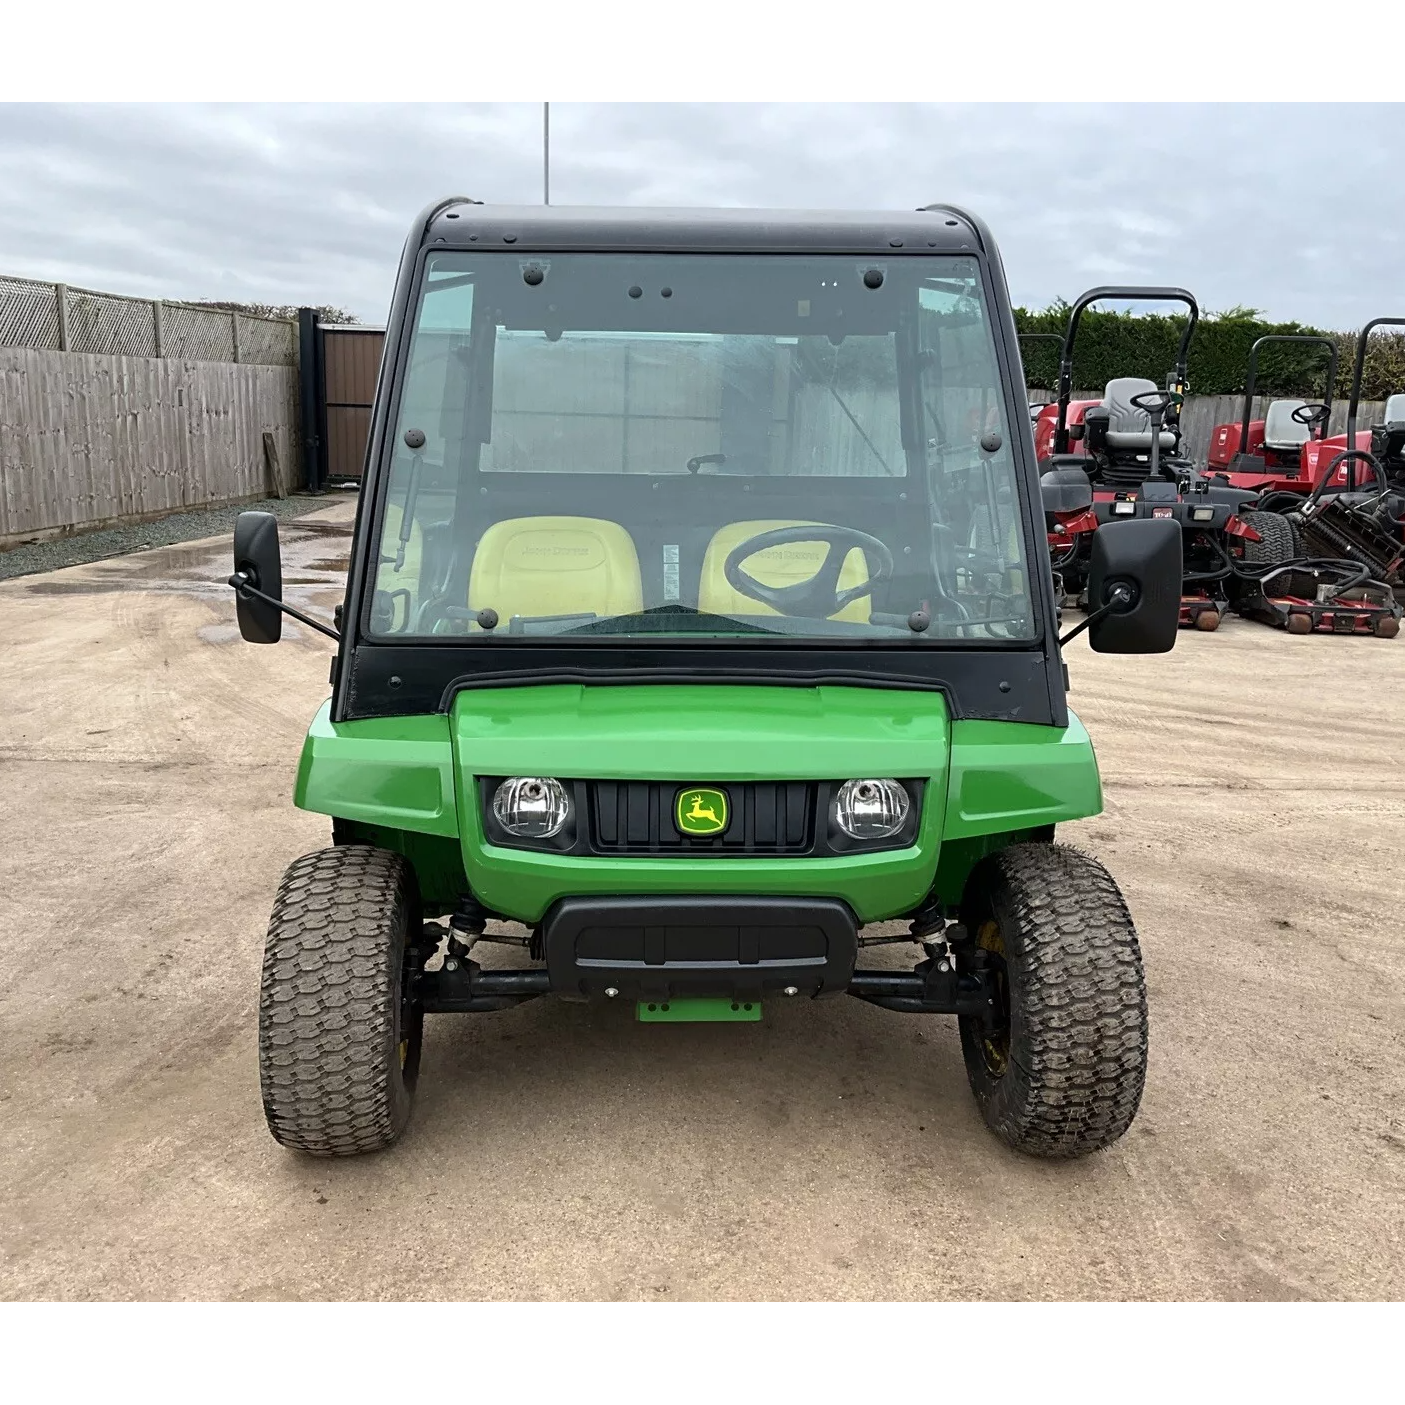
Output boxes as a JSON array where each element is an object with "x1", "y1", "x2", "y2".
[{"x1": 1014, "y1": 304, "x2": 1405, "y2": 401}]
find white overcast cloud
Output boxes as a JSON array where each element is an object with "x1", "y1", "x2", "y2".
[{"x1": 0, "y1": 103, "x2": 1399, "y2": 329}]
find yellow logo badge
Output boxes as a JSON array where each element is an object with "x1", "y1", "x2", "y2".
[{"x1": 676, "y1": 787, "x2": 728, "y2": 836}]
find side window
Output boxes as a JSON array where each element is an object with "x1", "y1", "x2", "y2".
[
  {"x1": 374, "y1": 267, "x2": 476, "y2": 631},
  {"x1": 918, "y1": 273, "x2": 1030, "y2": 637}
]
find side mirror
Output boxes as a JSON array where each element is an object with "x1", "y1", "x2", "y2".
[
  {"x1": 232, "y1": 511, "x2": 283, "y2": 643},
  {"x1": 1040, "y1": 465, "x2": 1093, "y2": 514},
  {"x1": 1087, "y1": 518, "x2": 1181, "y2": 654}
]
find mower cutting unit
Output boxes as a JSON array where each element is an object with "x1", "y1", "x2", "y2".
[
  {"x1": 1211, "y1": 319, "x2": 1405, "y2": 637},
  {"x1": 227, "y1": 198, "x2": 1186, "y2": 1162},
  {"x1": 1033, "y1": 286, "x2": 1253, "y2": 631}
]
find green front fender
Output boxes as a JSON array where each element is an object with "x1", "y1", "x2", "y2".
[{"x1": 293, "y1": 688, "x2": 1102, "y2": 921}]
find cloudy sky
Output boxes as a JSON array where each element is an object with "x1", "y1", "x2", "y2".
[{"x1": 0, "y1": 103, "x2": 1398, "y2": 329}]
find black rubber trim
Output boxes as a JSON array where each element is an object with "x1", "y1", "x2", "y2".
[
  {"x1": 541, "y1": 894, "x2": 860, "y2": 1000},
  {"x1": 342, "y1": 645, "x2": 1061, "y2": 725},
  {"x1": 446, "y1": 666, "x2": 951, "y2": 709}
]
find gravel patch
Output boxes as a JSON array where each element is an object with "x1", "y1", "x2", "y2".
[{"x1": 0, "y1": 490, "x2": 357, "y2": 581}]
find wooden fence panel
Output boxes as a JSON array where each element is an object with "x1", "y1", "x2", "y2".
[{"x1": 0, "y1": 346, "x2": 300, "y2": 544}]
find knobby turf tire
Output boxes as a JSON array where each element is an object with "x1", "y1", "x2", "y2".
[
  {"x1": 1239, "y1": 509, "x2": 1301, "y2": 599},
  {"x1": 958, "y1": 843, "x2": 1148, "y2": 1159},
  {"x1": 258, "y1": 845, "x2": 423, "y2": 1157}
]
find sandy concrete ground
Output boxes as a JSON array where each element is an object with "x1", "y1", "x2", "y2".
[{"x1": 1, "y1": 498, "x2": 1402, "y2": 1302}]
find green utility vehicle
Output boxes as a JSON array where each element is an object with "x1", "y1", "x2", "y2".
[{"x1": 231, "y1": 199, "x2": 1183, "y2": 1159}]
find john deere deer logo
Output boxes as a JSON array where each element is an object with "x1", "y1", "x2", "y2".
[{"x1": 676, "y1": 787, "x2": 728, "y2": 836}]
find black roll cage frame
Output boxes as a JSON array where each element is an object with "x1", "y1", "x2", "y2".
[{"x1": 1235, "y1": 334, "x2": 1339, "y2": 457}]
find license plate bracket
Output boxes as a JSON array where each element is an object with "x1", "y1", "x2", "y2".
[{"x1": 636, "y1": 997, "x2": 761, "y2": 1023}]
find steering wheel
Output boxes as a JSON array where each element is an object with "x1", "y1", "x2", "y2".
[
  {"x1": 1130, "y1": 390, "x2": 1176, "y2": 419},
  {"x1": 1292, "y1": 403, "x2": 1330, "y2": 428},
  {"x1": 723, "y1": 525, "x2": 894, "y2": 619}
]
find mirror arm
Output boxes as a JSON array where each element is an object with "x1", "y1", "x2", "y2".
[
  {"x1": 1058, "y1": 582, "x2": 1134, "y2": 648},
  {"x1": 229, "y1": 572, "x2": 341, "y2": 643}
]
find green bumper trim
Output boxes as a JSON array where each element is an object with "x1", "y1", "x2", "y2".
[
  {"x1": 944, "y1": 711, "x2": 1102, "y2": 839},
  {"x1": 294, "y1": 700, "x2": 458, "y2": 838}
]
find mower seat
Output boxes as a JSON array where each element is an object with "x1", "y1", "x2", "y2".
[
  {"x1": 1373, "y1": 394, "x2": 1405, "y2": 467},
  {"x1": 1263, "y1": 399, "x2": 1310, "y2": 452},
  {"x1": 699, "y1": 520, "x2": 870, "y2": 623},
  {"x1": 1101, "y1": 377, "x2": 1179, "y2": 452},
  {"x1": 1040, "y1": 464, "x2": 1093, "y2": 513},
  {"x1": 468, "y1": 515, "x2": 643, "y2": 624}
]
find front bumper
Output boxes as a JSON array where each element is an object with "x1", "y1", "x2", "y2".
[{"x1": 541, "y1": 894, "x2": 859, "y2": 1001}]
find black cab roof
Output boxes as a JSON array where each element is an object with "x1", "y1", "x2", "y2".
[{"x1": 418, "y1": 200, "x2": 993, "y2": 258}]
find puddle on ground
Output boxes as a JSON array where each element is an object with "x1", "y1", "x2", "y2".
[
  {"x1": 286, "y1": 519, "x2": 355, "y2": 538},
  {"x1": 25, "y1": 580, "x2": 131, "y2": 596},
  {"x1": 18, "y1": 514, "x2": 352, "y2": 646}
]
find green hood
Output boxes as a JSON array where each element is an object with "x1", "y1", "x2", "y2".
[{"x1": 449, "y1": 683, "x2": 949, "y2": 780}]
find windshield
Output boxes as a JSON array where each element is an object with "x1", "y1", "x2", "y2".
[{"x1": 368, "y1": 251, "x2": 1036, "y2": 643}]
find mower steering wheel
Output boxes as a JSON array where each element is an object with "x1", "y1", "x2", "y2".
[
  {"x1": 1292, "y1": 403, "x2": 1330, "y2": 428},
  {"x1": 1130, "y1": 391, "x2": 1176, "y2": 417},
  {"x1": 722, "y1": 525, "x2": 894, "y2": 619}
]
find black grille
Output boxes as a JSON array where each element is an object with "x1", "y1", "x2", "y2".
[
  {"x1": 478, "y1": 777, "x2": 923, "y2": 858},
  {"x1": 588, "y1": 781, "x2": 815, "y2": 856}
]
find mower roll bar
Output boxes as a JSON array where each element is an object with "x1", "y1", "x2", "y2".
[
  {"x1": 1054, "y1": 287, "x2": 1199, "y2": 454},
  {"x1": 1346, "y1": 316, "x2": 1405, "y2": 463},
  {"x1": 1237, "y1": 334, "x2": 1339, "y2": 455}
]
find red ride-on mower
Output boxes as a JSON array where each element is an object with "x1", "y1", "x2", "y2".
[
  {"x1": 1035, "y1": 285, "x2": 1257, "y2": 631},
  {"x1": 1207, "y1": 334, "x2": 1340, "y2": 488}
]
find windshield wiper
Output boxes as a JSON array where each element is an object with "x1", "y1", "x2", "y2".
[
  {"x1": 557, "y1": 605, "x2": 782, "y2": 637},
  {"x1": 795, "y1": 343, "x2": 893, "y2": 475}
]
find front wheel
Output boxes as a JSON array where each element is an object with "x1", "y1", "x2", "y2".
[
  {"x1": 258, "y1": 845, "x2": 424, "y2": 1156},
  {"x1": 958, "y1": 843, "x2": 1148, "y2": 1158}
]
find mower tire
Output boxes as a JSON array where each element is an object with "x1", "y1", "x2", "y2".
[
  {"x1": 958, "y1": 843, "x2": 1148, "y2": 1159},
  {"x1": 258, "y1": 845, "x2": 424, "y2": 1157},
  {"x1": 1240, "y1": 510, "x2": 1298, "y2": 597}
]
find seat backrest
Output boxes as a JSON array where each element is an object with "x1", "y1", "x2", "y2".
[
  {"x1": 1384, "y1": 393, "x2": 1405, "y2": 425},
  {"x1": 1102, "y1": 377, "x2": 1177, "y2": 450},
  {"x1": 468, "y1": 515, "x2": 642, "y2": 623},
  {"x1": 1263, "y1": 399, "x2": 1310, "y2": 450},
  {"x1": 699, "y1": 520, "x2": 869, "y2": 623}
]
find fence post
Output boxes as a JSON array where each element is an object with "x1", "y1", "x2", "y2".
[
  {"x1": 152, "y1": 300, "x2": 163, "y2": 358},
  {"x1": 231, "y1": 311, "x2": 241, "y2": 363},
  {"x1": 297, "y1": 307, "x2": 323, "y2": 494},
  {"x1": 56, "y1": 283, "x2": 69, "y2": 351}
]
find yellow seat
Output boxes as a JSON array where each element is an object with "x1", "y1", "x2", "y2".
[
  {"x1": 698, "y1": 520, "x2": 870, "y2": 623},
  {"x1": 468, "y1": 515, "x2": 643, "y2": 623}
]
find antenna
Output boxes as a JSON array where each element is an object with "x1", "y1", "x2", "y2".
[{"x1": 543, "y1": 102, "x2": 550, "y2": 206}]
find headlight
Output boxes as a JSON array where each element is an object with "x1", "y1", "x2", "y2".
[
  {"x1": 833, "y1": 779, "x2": 909, "y2": 840},
  {"x1": 1192, "y1": 507, "x2": 1215, "y2": 522},
  {"x1": 1112, "y1": 501, "x2": 1137, "y2": 515},
  {"x1": 492, "y1": 777, "x2": 571, "y2": 838}
]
